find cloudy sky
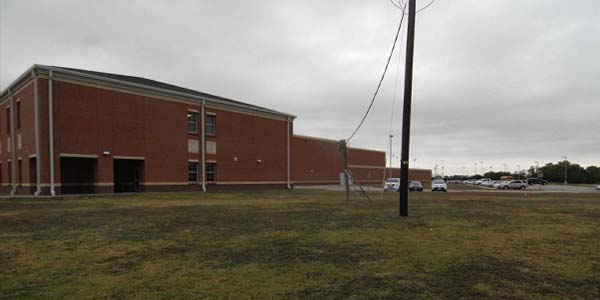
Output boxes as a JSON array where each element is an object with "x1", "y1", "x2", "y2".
[{"x1": 1, "y1": 0, "x2": 598, "y2": 175}]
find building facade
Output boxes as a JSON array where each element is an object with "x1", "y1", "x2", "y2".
[{"x1": 0, "y1": 65, "x2": 430, "y2": 195}]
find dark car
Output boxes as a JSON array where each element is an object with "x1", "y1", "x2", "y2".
[
  {"x1": 527, "y1": 178, "x2": 549, "y2": 185},
  {"x1": 409, "y1": 181, "x2": 423, "y2": 192}
]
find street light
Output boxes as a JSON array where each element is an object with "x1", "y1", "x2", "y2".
[
  {"x1": 388, "y1": 134, "x2": 394, "y2": 177},
  {"x1": 474, "y1": 162, "x2": 478, "y2": 176},
  {"x1": 562, "y1": 156, "x2": 568, "y2": 184},
  {"x1": 441, "y1": 160, "x2": 445, "y2": 177}
]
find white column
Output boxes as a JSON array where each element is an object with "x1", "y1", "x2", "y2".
[{"x1": 49, "y1": 70, "x2": 56, "y2": 196}]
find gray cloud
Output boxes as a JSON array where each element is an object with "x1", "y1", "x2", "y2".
[{"x1": 1, "y1": 0, "x2": 598, "y2": 175}]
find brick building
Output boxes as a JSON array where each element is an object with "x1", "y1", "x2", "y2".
[{"x1": 0, "y1": 65, "x2": 431, "y2": 195}]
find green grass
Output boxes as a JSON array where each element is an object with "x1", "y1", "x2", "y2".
[{"x1": 1, "y1": 190, "x2": 599, "y2": 299}]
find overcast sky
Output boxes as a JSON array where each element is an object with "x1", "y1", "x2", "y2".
[{"x1": 1, "y1": 0, "x2": 598, "y2": 175}]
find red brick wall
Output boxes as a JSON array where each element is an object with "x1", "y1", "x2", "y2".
[
  {"x1": 205, "y1": 107, "x2": 287, "y2": 183},
  {"x1": 0, "y1": 70, "x2": 431, "y2": 195},
  {"x1": 51, "y1": 80, "x2": 290, "y2": 189},
  {"x1": 384, "y1": 168, "x2": 432, "y2": 182},
  {"x1": 0, "y1": 79, "x2": 38, "y2": 194},
  {"x1": 291, "y1": 135, "x2": 386, "y2": 184}
]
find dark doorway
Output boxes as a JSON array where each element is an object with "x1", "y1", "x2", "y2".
[
  {"x1": 29, "y1": 158, "x2": 36, "y2": 194},
  {"x1": 113, "y1": 159, "x2": 144, "y2": 193},
  {"x1": 60, "y1": 157, "x2": 97, "y2": 194}
]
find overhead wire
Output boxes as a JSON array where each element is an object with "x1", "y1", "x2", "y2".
[{"x1": 346, "y1": 6, "x2": 406, "y2": 142}]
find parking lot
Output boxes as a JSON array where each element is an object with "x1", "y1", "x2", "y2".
[{"x1": 297, "y1": 183, "x2": 600, "y2": 194}]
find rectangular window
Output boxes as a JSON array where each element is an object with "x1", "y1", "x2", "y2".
[
  {"x1": 206, "y1": 162, "x2": 216, "y2": 182},
  {"x1": 188, "y1": 161, "x2": 199, "y2": 182},
  {"x1": 16, "y1": 101, "x2": 21, "y2": 129},
  {"x1": 6, "y1": 107, "x2": 10, "y2": 134},
  {"x1": 8, "y1": 162, "x2": 11, "y2": 184},
  {"x1": 18, "y1": 160, "x2": 22, "y2": 186},
  {"x1": 205, "y1": 114, "x2": 216, "y2": 136},
  {"x1": 187, "y1": 111, "x2": 198, "y2": 133}
]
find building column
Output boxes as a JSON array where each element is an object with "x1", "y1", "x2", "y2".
[
  {"x1": 8, "y1": 88, "x2": 17, "y2": 195},
  {"x1": 33, "y1": 71, "x2": 42, "y2": 195},
  {"x1": 96, "y1": 155, "x2": 114, "y2": 194},
  {"x1": 48, "y1": 70, "x2": 56, "y2": 196},
  {"x1": 286, "y1": 116, "x2": 291, "y2": 189},
  {"x1": 201, "y1": 100, "x2": 206, "y2": 192}
]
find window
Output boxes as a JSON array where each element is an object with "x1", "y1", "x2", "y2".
[
  {"x1": 188, "y1": 161, "x2": 198, "y2": 182},
  {"x1": 206, "y1": 163, "x2": 216, "y2": 182},
  {"x1": 205, "y1": 114, "x2": 216, "y2": 136},
  {"x1": 16, "y1": 101, "x2": 21, "y2": 129},
  {"x1": 7, "y1": 162, "x2": 11, "y2": 184},
  {"x1": 6, "y1": 107, "x2": 10, "y2": 134},
  {"x1": 187, "y1": 111, "x2": 198, "y2": 133},
  {"x1": 18, "y1": 160, "x2": 22, "y2": 186}
]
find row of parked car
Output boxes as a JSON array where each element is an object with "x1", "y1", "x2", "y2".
[
  {"x1": 384, "y1": 179, "x2": 448, "y2": 192},
  {"x1": 464, "y1": 178, "x2": 548, "y2": 190}
]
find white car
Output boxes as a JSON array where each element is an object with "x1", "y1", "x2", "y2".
[
  {"x1": 384, "y1": 178, "x2": 400, "y2": 192},
  {"x1": 431, "y1": 179, "x2": 448, "y2": 192},
  {"x1": 596, "y1": 185, "x2": 600, "y2": 191}
]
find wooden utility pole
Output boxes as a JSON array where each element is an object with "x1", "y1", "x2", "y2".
[
  {"x1": 339, "y1": 140, "x2": 350, "y2": 202},
  {"x1": 399, "y1": 0, "x2": 416, "y2": 217}
]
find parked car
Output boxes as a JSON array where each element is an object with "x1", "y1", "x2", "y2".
[
  {"x1": 498, "y1": 180, "x2": 528, "y2": 190},
  {"x1": 527, "y1": 178, "x2": 549, "y2": 185},
  {"x1": 409, "y1": 181, "x2": 423, "y2": 192},
  {"x1": 384, "y1": 178, "x2": 400, "y2": 192},
  {"x1": 431, "y1": 179, "x2": 448, "y2": 192},
  {"x1": 596, "y1": 185, "x2": 600, "y2": 191}
]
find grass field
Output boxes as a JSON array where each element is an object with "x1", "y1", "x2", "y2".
[{"x1": 1, "y1": 190, "x2": 599, "y2": 299}]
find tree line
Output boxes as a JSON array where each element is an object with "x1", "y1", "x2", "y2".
[{"x1": 441, "y1": 161, "x2": 600, "y2": 184}]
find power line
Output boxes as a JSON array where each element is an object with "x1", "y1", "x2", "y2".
[
  {"x1": 416, "y1": 0, "x2": 436, "y2": 13},
  {"x1": 390, "y1": 0, "x2": 436, "y2": 14},
  {"x1": 347, "y1": 9, "x2": 406, "y2": 141}
]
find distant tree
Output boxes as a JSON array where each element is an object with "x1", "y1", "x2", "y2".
[
  {"x1": 586, "y1": 166, "x2": 600, "y2": 184},
  {"x1": 540, "y1": 161, "x2": 588, "y2": 183}
]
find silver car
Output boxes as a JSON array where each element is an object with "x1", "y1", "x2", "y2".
[
  {"x1": 431, "y1": 179, "x2": 448, "y2": 192},
  {"x1": 498, "y1": 180, "x2": 528, "y2": 190}
]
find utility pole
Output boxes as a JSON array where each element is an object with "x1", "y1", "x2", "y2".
[
  {"x1": 339, "y1": 140, "x2": 350, "y2": 201},
  {"x1": 398, "y1": 0, "x2": 416, "y2": 217}
]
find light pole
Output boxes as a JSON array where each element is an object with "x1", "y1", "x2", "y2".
[
  {"x1": 562, "y1": 156, "x2": 568, "y2": 184},
  {"x1": 503, "y1": 164, "x2": 508, "y2": 173},
  {"x1": 441, "y1": 160, "x2": 445, "y2": 177},
  {"x1": 516, "y1": 164, "x2": 521, "y2": 179},
  {"x1": 474, "y1": 162, "x2": 478, "y2": 176},
  {"x1": 388, "y1": 134, "x2": 393, "y2": 177}
]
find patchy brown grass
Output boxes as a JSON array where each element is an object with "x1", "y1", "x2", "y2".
[{"x1": 1, "y1": 190, "x2": 599, "y2": 299}]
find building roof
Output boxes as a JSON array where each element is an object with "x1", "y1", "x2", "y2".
[{"x1": 1, "y1": 64, "x2": 295, "y2": 119}]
